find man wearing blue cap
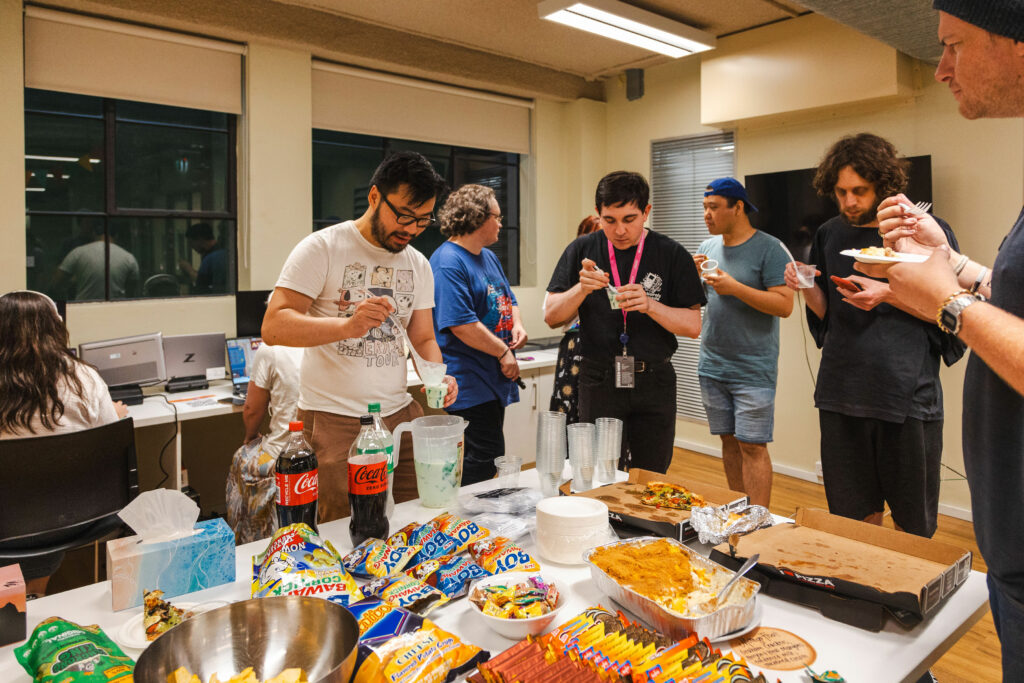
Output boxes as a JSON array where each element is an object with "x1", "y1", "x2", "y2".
[{"x1": 696, "y1": 178, "x2": 793, "y2": 507}]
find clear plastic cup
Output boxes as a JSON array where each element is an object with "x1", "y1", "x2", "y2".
[
  {"x1": 493, "y1": 455, "x2": 522, "y2": 488},
  {"x1": 700, "y1": 258, "x2": 719, "y2": 276},
  {"x1": 536, "y1": 411, "x2": 567, "y2": 495},
  {"x1": 567, "y1": 422, "x2": 596, "y2": 492},
  {"x1": 795, "y1": 263, "x2": 817, "y2": 288},
  {"x1": 595, "y1": 417, "x2": 623, "y2": 483},
  {"x1": 425, "y1": 383, "x2": 447, "y2": 409}
]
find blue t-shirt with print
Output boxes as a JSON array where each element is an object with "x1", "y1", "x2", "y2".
[
  {"x1": 430, "y1": 241, "x2": 520, "y2": 410},
  {"x1": 697, "y1": 230, "x2": 789, "y2": 388}
]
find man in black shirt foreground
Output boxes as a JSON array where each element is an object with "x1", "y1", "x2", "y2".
[
  {"x1": 783, "y1": 133, "x2": 965, "y2": 538},
  {"x1": 545, "y1": 171, "x2": 705, "y2": 473}
]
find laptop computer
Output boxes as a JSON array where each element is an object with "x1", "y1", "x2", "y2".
[
  {"x1": 162, "y1": 333, "x2": 227, "y2": 390},
  {"x1": 226, "y1": 336, "x2": 263, "y2": 402}
]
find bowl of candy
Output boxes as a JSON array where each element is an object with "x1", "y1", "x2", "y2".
[{"x1": 467, "y1": 573, "x2": 565, "y2": 640}]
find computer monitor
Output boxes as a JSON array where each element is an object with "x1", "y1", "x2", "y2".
[
  {"x1": 226, "y1": 336, "x2": 263, "y2": 388},
  {"x1": 236, "y1": 290, "x2": 272, "y2": 338},
  {"x1": 79, "y1": 332, "x2": 165, "y2": 388},
  {"x1": 163, "y1": 332, "x2": 228, "y2": 381}
]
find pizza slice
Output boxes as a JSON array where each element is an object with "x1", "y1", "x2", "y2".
[
  {"x1": 639, "y1": 481, "x2": 706, "y2": 510},
  {"x1": 143, "y1": 589, "x2": 194, "y2": 642}
]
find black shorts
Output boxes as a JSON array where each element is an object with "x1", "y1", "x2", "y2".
[{"x1": 818, "y1": 410, "x2": 942, "y2": 538}]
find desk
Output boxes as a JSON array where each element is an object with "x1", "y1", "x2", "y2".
[{"x1": 0, "y1": 470, "x2": 989, "y2": 683}]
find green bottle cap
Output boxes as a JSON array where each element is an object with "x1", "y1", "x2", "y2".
[{"x1": 368, "y1": 402, "x2": 381, "y2": 413}]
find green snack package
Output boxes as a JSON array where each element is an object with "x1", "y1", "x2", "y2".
[{"x1": 14, "y1": 617, "x2": 135, "y2": 682}]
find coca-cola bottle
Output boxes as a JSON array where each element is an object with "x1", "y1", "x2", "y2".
[
  {"x1": 276, "y1": 420, "x2": 319, "y2": 533},
  {"x1": 348, "y1": 415, "x2": 389, "y2": 546},
  {"x1": 367, "y1": 402, "x2": 395, "y2": 516}
]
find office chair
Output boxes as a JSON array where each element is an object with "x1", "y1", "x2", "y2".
[{"x1": 0, "y1": 417, "x2": 139, "y2": 582}]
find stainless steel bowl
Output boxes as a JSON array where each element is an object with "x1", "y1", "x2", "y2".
[{"x1": 134, "y1": 596, "x2": 359, "y2": 683}]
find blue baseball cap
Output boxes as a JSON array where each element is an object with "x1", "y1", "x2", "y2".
[{"x1": 704, "y1": 177, "x2": 758, "y2": 213}]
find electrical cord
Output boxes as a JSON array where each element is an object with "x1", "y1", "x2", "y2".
[
  {"x1": 146, "y1": 394, "x2": 179, "y2": 488},
  {"x1": 797, "y1": 291, "x2": 817, "y2": 386}
]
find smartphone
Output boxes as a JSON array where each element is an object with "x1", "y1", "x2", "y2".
[{"x1": 831, "y1": 275, "x2": 863, "y2": 291}]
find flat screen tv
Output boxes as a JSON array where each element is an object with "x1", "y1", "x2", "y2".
[
  {"x1": 235, "y1": 290, "x2": 272, "y2": 338},
  {"x1": 743, "y1": 155, "x2": 932, "y2": 262}
]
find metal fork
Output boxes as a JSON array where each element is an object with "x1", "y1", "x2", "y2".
[{"x1": 900, "y1": 200, "x2": 932, "y2": 213}]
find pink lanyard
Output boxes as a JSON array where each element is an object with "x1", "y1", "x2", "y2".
[{"x1": 606, "y1": 229, "x2": 647, "y2": 331}]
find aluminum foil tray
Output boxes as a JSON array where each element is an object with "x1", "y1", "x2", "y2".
[{"x1": 583, "y1": 536, "x2": 759, "y2": 640}]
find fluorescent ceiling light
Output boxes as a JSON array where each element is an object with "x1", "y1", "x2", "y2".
[
  {"x1": 25, "y1": 155, "x2": 102, "y2": 163},
  {"x1": 539, "y1": 0, "x2": 716, "y2": 58}
]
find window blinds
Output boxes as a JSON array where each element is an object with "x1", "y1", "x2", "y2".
[
  {"x1": 24, "y1": 7, "x2": 244, "y2": 114},
  {"x1": 311, "y1": 60, "x2": 532, "y2": 155},
  {"x1": 650, "y1": 132, "x2": 735, "y2": 422}
]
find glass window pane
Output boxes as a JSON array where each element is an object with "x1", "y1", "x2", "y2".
[
  {"x1": 389, "y1": 138, "x2": 451, "y2": 180},
  {"x1": 26, "y1": 214, "x2": 106, "y2": 300},
  {"x1": 109, "y1": 217, "x2": 235, "y2": 299},
  {"x1": 312, "y1": 137, "x2": 382, "y2": 222},
  {"x1": 115, "y1": 122, "x2": 229, "y2": 212},
  {"x1": 25, "y1": 112, "x2": 105, "y2": 212},
  {"x1": 25, "y1": 88, "x2": 103, "y2": 118},
  {"x1": 116, "y1": 100, "x2": 228, "y2": 130}
]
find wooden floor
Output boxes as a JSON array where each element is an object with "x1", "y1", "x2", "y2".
[{"x1": 668, "y1": 447, "x2": 1001, "y2": 683}]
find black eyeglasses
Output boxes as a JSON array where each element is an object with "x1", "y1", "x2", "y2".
[{"x1": 380, "y1": 194, "x2": 435, "y2": 228}]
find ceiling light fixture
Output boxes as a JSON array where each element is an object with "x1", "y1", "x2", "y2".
[{"x1": 539, "y1": 0, "x2": 716, "y2": 58}]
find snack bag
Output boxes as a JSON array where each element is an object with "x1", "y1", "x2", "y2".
[
  {"x1": 428, "y1": 513, "x2": 489, "y2": 553},
  {"x1": 352, "y1": 619, "x2": 488, "y2": 683},
  {"x1": 343, "y1": 538, "x2": 421, "y2": 579},
  {"x1": 14, "y1": 617, "x2": 134, "y2": 682},
  {"x1": 362, "y1": 574, "x2": 449, "y2": 615},
  {"x1": 251, "y1": 523, "x2": 362, "y2": 604},
  {"x1": 337, "y1": 596, "x2": 424, "y2": 647},
  {"x1": 386, "y1": 522, "x2": 420, "y2": 547},
  {"x1": 406, "y1": 553, "x2": 490, "y2": 599},
  {"x1": 467, "y1": 536, "x2": 541, "y2": 575},
  {"x1": 406, "y1": 523, "x2": 459, "y2": 563}
]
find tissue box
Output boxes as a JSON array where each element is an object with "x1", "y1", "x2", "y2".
[
  {"x1": 0, "y1": 564, "x2": 26, "y2": 646},
  {"x1": 107, "y1": 517, "x2": 235, "y2": 611}
]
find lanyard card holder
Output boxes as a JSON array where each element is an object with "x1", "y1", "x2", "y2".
[{"x1": 615, "y1": 355, "x2": 635, "y2": 389}]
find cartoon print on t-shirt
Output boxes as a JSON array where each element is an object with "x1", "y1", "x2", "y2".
[
  {"x1": 371, "y1": 265, "x2": 394, "y2": 288},
  {"x1": 481, "y1": 281, "x2": 514, "y2": 344},
  {"x1": 343, "y1": 263, "x2": 367, "y2": 289},
  {"x1": 395, "y1": 269, "x2": 413, "y2": 293},
  {"x1": 334, "y1": 262, "x2": 411, "y2": 367},
  {"x1": 641, "y1": 272, "x2": 663, "y2": 302},
  {"x1": 395, "y1": 292, "x2": 414, "y2": 316}
]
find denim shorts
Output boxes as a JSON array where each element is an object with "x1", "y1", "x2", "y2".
[{"x1": 698, "y1": 375, "x2": 776, "y2": 443}]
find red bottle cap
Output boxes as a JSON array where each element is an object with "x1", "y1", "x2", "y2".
[{"x1": 289, "y1": 421, "x2": 304, "y2": 431}]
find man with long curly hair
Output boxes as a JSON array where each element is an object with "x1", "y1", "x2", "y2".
[
  {"x1": 430, "y1": 184, "x2": 526, "y2": 485},
  {"x1": 782, "y1": 133, "x2": 965, "y2": 538}
]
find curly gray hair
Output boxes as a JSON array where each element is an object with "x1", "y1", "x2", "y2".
[{"x1": 438, "y1": 184, "x2": 495, "y2": 237}]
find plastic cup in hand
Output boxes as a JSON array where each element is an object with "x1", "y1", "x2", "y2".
[
  {"x1": 425, "y1": 383, "x2": 447, "y2": 409},
  {"x1": 700, "y1": 258, "x2": 719, "y2": 277},
  {"x1": 567, "y1": 422, "x2": 596, "y2": 492},
  {"x1": 795, "y1": 263, "x2": 817, "y2": 289},
  {"x1": 493, "y1": 455, "x2": 522, "y2": 488},
  {"x1": 606, "y1": 285, "x2": 621, "y2": 310},
  {"x1": 595, "y1": 417, "x2": 623, "y2": 483}
]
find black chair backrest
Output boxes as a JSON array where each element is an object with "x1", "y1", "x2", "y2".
[{"x1": 0, "y1": 417, "x2": 139, "y2": 545}]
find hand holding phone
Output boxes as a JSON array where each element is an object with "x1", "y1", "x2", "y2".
[{"x1": 831, "y1": 275, "x2": 863, "y2": 291}]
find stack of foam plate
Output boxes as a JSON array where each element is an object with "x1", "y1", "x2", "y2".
[{"x1": 535, "y1": 497, "x2": 612, "y2": 565}]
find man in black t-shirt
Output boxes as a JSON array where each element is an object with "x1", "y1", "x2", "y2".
[{"x1": 545, "y1": 171, "x2": 705, "y2": 473}]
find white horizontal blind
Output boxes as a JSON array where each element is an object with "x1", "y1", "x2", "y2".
[
  {"x1": 650, "y1": 132, "x2": 735, "y2": 422},
  {"x1": 312, "y1": 60, "x2": 532, "y2": 154},
  {"x1": 24, "y1": 7, "x2": 244, "y2": 114}
]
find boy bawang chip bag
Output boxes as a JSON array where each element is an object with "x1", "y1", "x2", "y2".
[
  {"x1": 468, "y1": 536, "x2": 541, "y2": 575},
  {"x1": 15, "y1": 618, "x2": 134, "y2": 683},
  {"x1": 251, "y1": 523, "x2": 362, "y2": 604}
]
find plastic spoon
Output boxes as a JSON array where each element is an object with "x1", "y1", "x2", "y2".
[{"x1": 701, "y1": 553, "x2": 760, "y2": 612}]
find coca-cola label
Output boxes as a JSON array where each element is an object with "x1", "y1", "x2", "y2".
[
  {"x1": 277, "y1": 469, "x2": 318, "y2": 506},
  {"x1": 349, "y1": 459, "x2": 388, "y2": 495}
]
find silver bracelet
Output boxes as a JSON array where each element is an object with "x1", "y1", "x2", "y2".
[{"x1": 953, "y1": 253, "x2": 970, "y2": 276}]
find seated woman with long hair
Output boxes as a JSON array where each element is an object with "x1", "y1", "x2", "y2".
[{"x1": 0, "y1": 290, "x2": 128, "y2": 595}]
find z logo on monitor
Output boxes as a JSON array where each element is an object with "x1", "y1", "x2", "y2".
[{"x1": 184, "y1": 353, "x2": 195, "y2": 363}]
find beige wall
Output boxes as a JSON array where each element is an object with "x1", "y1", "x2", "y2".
[{"x1": 0, "y1": 0, "x2": 26, "y2": 294}]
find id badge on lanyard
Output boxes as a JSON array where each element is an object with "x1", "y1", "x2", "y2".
[{"x1": 607, "y1": 230, "x2": 646, "y2": 389}]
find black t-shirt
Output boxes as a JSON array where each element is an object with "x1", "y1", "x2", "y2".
[
  {"x1": 807, "y1": 215, "x2": 965, "y2": 422},
  {"x1": 963, "y1": 207, "x2": 1024, "y2": 596},
  {"x1": 547, "y1": 229, "x2": 705, "y2": 363}
]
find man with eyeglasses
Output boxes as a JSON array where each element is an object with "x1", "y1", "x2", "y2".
[{"x1": 263, "y1": 151, "x2": 458, "y2": 523}]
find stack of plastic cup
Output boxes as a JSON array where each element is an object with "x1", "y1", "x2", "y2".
[
  {"x1": 535, "y1": 411, "x2": 567, "y2": 497},
  {"x1": 567, "y1": 422, "x2": 596, "y2": 492},
  {"x1": 493, "y1": 455, "x2": 522, "y2": 488},
  {"x1": 595, "y1": 417, "x2": 623, "y2": 483}
]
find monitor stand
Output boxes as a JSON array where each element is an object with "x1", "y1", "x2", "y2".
[
  {"x1": 165, "y1": 375, "x2": 210, "y2": 393},
  {"x1": 109, "y1": 384, "x2": 144, "y2": 406}
]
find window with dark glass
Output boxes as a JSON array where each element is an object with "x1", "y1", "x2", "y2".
[
  {"x1": 312, "y1": 130, "x2": 520, "y2": 285},
  {"x1": 24, "y1": 88, "x2": 237, "y2": 301}
]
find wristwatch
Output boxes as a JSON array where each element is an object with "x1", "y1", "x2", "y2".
[{"x1": 938, "y1": 293, "x2": 980, "y2": 335}]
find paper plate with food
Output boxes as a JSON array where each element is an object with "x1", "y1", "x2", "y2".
[
  {"x1": 116, "y1": 589, "x2": 227, "y2": 651},
  {"x1": 840, "y1": 247, "x2": 928, "y2": 264}
]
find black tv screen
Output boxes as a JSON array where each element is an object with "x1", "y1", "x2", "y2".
[
  {"x1": 744, "y1": 155, "x2": 932, "y2": 262},
  {"x1": 235, "y1": 290, "x2": 272, "y2": 338}
]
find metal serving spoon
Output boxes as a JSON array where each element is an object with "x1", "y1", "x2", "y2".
[{"x1": 701, "y1": 553, "x2": 760, "y2": 612}]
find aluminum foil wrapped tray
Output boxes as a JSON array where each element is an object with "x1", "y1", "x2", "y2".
[
  {"x1": 690, "y1": 504, "x2": 774, "y2": 546},
  {"x1": 583, "y1": 536, "x2": 759, "y2": 640}
]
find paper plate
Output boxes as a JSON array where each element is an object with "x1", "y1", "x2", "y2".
[
  {"x1": 115, "y1": 600, "x2": 228, "y2": 651},
  {"x1": 840, "y1": 248, "x2": 928, "y2": 264}
]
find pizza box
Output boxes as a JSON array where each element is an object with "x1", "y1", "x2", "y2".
[
  {"x1": 710, "y1": 507, "x2": 973, "y2": 631},
  {"x1": 558, "y1": 469, "x2": 748, "y2": 542}
]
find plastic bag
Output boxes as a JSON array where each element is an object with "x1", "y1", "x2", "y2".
[
  {"x1": 471, "y1": 512, "x2": 533, "y2": 541},
  {"x1": 458, "y1": 486, "x2": 543, "y2": 515},
  {"x1": 226, "y1": 436, "x2": 278, "y2": 544},
  {"x1": 14, "y1": 617, "x2": 134, "y2": 682}
]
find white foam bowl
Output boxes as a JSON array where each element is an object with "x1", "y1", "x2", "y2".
[
  {"x1": 535, "y1": 496, "x2": 611, "y2": 565},
  {"x1": 468, "y1": 573, "x2": 566, "y2": 640}
]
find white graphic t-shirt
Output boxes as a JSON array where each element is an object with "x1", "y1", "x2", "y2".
[{"x1": 275, "y1": 221, "x2": 434, "y2": 417}]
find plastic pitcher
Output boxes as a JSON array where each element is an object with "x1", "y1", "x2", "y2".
[{"x1": 392, "y1": 415, "x2": 466, "y2": 508}]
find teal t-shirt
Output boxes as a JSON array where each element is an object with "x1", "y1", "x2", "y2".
[{"x1": 697, "y1": 230, "x2": 789, "y2": 388}]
